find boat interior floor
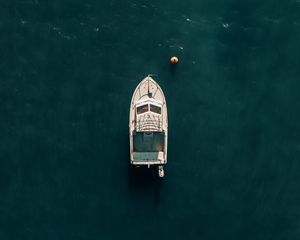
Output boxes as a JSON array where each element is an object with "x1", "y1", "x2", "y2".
[{"x1": 133, "y1": 131, "x2": 164, "y2": 152}]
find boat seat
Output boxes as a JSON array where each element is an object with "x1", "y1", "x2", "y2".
[{"x1": 133, "y1": 152, "x2": 164, "y2": 161}]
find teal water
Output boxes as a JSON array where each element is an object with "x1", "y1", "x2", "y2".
[{"x1": 1, "y1": 1, "x2": 300, "y2": 239}]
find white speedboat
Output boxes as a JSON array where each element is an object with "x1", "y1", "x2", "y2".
[{"x1": 129, "y1": 75, "x2": 168, "y2": 177}]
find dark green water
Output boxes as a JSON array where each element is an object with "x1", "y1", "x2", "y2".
[{"x1": 1, "y1": 0, "x2": 300, "y2": 239}]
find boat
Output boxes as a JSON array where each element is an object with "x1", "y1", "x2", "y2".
[{"x1": 129, "y1": 75, "x2": 168, "y2": 177}]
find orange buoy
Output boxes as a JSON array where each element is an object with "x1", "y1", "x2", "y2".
[{"x1": 170, "y1": 56, "x2": 179, "y2": 64}]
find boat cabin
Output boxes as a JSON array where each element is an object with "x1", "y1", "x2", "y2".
[{"x1": 136, "y1": 99, "x2": 162, "y2": 115}]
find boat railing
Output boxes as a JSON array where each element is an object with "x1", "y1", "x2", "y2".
[{"x1": 136, "y1": 115, "x2": 162, "y2": 132}]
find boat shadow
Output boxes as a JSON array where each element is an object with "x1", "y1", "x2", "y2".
[
  {"x1": 127, "y1": 164, "x2": 163, "y2": 206},
  {"x1": 169, "y1": 63, "x2": 178, "y2": 77},
  {"x1": 127, "y1": 164, "x2": 163, "y2": 188}
]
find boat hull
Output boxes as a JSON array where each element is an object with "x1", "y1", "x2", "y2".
[{"x1": 129, "y1": 76, "x2": 168, "y2": 168}]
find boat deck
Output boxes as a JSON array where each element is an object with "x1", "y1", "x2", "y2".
[{"x1": 133, "y1": 131, "x2": 165, "y2": 152}]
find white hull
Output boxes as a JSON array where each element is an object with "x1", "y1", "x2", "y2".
[{"x1": 129, "y1": 76, "x2": 168, "y2": 176}]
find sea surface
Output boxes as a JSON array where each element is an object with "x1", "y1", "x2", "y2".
[{"x1": 1, "y1": 0, "x2": 300, "y2": 239}]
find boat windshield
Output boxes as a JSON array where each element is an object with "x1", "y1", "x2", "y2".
[
  {"x1": 150, "y1": 104, "x2": 161, "y2": 114},
  {"x1": 137, "y1": 104, "x2": 148, "y2": 114}
]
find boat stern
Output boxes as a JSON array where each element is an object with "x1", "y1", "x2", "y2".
[{"x1": 130, "y1": 151, "x2": 166, "y2": 166}]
